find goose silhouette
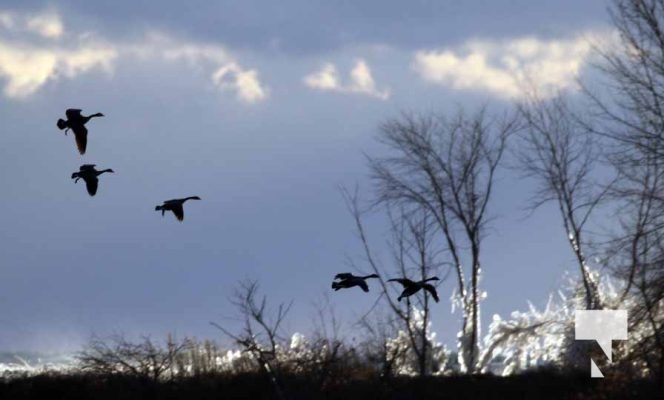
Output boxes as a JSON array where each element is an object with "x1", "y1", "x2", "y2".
[
  {"x1": 155, "y1": 196, "x2": 201, "y2": 221},
  {"x1": 57, "y1": 109, "x2": 104, "y2": 155},
  {"x1": 388, "y1": 277, "x2": 440, "y2": 302},
  {"x1": 331, "y1": 273, "x2": 380, "y2": 292},
  {"x1": 71, "y1": 164, "x2": 114, "y2": 196}
]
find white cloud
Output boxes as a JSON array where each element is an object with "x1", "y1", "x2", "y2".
[
  {"x1": 0, "y1": 41, "x2": 116, "y2": 98},
  {"x1": 0, "y1": 9, "x2": 64, "y2": 38},
  {"x1": 413, "y1": 33, "x2": 608, "y2": 99},
  {"x1": 304, "y1": 59, "x2": 389, "y2": 100},
  {"x1": 304, "y1": 63, "x2": 339, "y2": 90},
  {"x1": 132, "y1": 33, "x2": 269, "y2": 103},
  {"x1": 26, "y1": 12, "x2": 63, "y2": 38},
  {"x1": 0, "y1": 9, "x2": 268, "y2": 103},
  {"x1": 212, "y1": 63, "x2": 268, "y2": 104}
]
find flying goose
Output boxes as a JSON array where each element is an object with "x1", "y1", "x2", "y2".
[
  {"x1": 331, "y1": 273, "x2": 380, "y2": 292},
  {"x1": 71, "y1": 164, "x2": 114, "y2": 196},
  {"x1": 388, "y1": 277, "x2": 440, "y2": 302},
  {"x1": 155, "y1": 196, "x2": 201, "y2": 221},
  {"x1": 57, "y1": 109, "x2": 104, "y2": 155}
]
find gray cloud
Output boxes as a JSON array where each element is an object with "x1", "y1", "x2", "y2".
[{"x1": 1, "y1": 0, "x2": 610, "y2": 55}]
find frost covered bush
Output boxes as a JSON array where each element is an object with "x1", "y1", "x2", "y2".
[
  {"x1": 480, "y1": 296, "x2": 571, "y2": 375},
  {"x1": 173, "y1": 340, "x2": 257, "y2": 375},
  {"x1": 381, "y1": 308, "x2": 449, "y2": 376},
  {"x1": 277, "y1": 333, "x2": 366, "y2": 386},
  {"x1": 480, "y1": 268, "x2": 660, "y2": 377},
  {"x1": 0, "y1": 353, "x2": 77, "y2": 379},
  {"x1": 479, "y1": 269, "x2": 606, "y2": 375},
  {"x1": 451, "y1": 287, "x2": 488, "y2": 373}
]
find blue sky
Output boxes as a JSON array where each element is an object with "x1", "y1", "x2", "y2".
[{"x1": 0, "y1": 1, "x2": 611, "y2": 351}]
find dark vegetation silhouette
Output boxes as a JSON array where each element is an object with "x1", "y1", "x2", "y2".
[
  {"x1": 155, "y1": 196, "x2": 201, "y2": 221},
  {"x1": 0, "y1": 369, "x2": 659, "y2": 400},
  {"x1": 331, "y1": 273, "x2": 380, "y2": 292},
  {"x1": 56, "y1": 108, "x2": 104, "y2": 155},
  {"x1": 388, "y1": 277, "x2": 440, "y2": 303},
  {"x1": 76, "y1": 334, "x2": 188, "y2": 381},
  {"x1": 211, "y1": 280, "x2": 292, "y2": 400},
  {"x1": 71, "y1": 164, "x2": 114, "y2": 196}
]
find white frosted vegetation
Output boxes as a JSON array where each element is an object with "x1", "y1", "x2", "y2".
[
  {"x1": 0, "y1": 353, "x2": 77, "y2": 378},
  {"x1": 384, "y1": 308, "x2": 450, "y2": 376},
  {"x1": 480, "y1": 296, "x2": 572, "y2": 375},
  {"x1": 479, "y1": 268, "x2": 658, "y2": 376}
]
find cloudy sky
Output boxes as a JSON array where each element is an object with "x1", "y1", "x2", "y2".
[{"x1": 0, "y1": 0, "x2": 611, "y2": 352}]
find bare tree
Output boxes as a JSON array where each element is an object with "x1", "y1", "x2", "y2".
[
  {"x1": 603, "y1": 142, "x2": 664, "y2": 381},
  {"x1": 580, "y1": 0, "x2": 664, "y2": 381},
  {"x1": 344, "y1": 187, "x2": 445, "y2": 376},
  {"x1": 212, "y1": 280, "x2": 292, "y2": 400},
  {"x1": 517, "y1": 93, "x2": 611, "y2": 310},
  {"x1": 351, "y1": 107, "x2": 518, "y2": 373},
  {"x1": 587, "y1": 0, "x2": 664, "y2": 160},
  {"x1": 514, "y1": 0, "x2": 664, "y2": 382},
  {"x1": 77, "y1": 333, "x2": 189, "y2": 381}
]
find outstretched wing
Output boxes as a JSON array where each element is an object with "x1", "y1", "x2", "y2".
[
  {"x1": 171, "y1": 204, "x2": 184, "y2": 221},
  {"x1": 358, "y1": 280, "x2": 369, "y2": 292},
  {"x1": 71, "y1": 124, "x2": 88, "y2": 155},
  {"x1": 80, "y1": 164, "x2": 96, "y2": 171},
  {"x1": 84, "y1": 176, "x2": 98, "y2": 196},
  {"x1": 387, "y1": 278, "x2": 411, "y2": 287},
  {"x1": 66, "y1": 109, "x2": 82, "y2": 121},
  {"x1": 423, "y1": 284, "x2": 439, "y2": 302},
  {"x1": 334, "y1": 273, "x2": 354, "y2": 280}
]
